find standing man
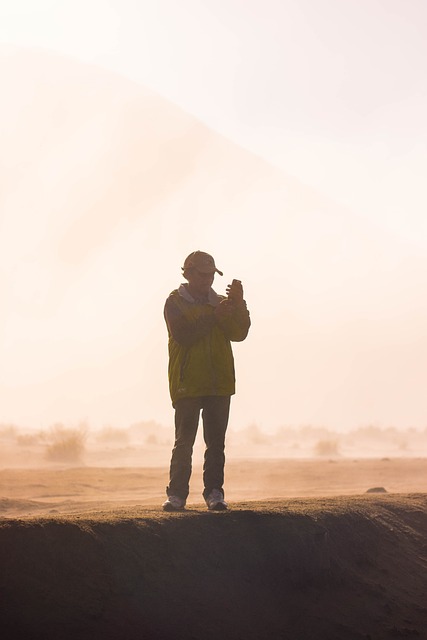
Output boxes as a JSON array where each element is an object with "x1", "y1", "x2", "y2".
[{"x1": 163, "y1": 251, "x2": 251, "y2": 511}]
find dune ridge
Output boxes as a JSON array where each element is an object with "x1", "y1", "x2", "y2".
[{"x1": 1, "y1": 494, "x2": 426, "y2": 639}]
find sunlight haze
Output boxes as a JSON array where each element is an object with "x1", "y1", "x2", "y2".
[{"x1": 1, "y1": 0, "x2": 426, "y2": 433}]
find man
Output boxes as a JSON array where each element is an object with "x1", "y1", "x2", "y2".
[{"x1": 163, "y1": 251, "x2": 251, "y2": 511}]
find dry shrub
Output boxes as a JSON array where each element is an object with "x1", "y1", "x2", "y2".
[
  {"x1": 45, "y1": 423, "x2": 87, "y2": 463},
  {"x1": 314, "y1": 439, "x2": 340, "y2": 457},
  {"x1": 96, "y1": 426, "x2": 129, "y2": 444},
  {"x1": 0, "y1": 424, "x2": 17, "y2": 440},
  {"x1": 243, "y1": 423, "x2": 269, "y2": 445},
  {"x1": 16, "y1": 433, "x2": 41, "y2": 446}
]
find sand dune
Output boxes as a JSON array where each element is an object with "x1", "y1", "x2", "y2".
[
  {"x1": 1, "y1": 493, "x2": 426, "y2": 639},
  {"x1": 2, "y1": 46, "x2": 427, "y2": 430},
  {"x1": 0, "y1": 460, "x2": 426, "y2": 638}
]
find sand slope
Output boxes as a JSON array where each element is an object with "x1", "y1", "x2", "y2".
[{"x1": 1, "y1": 494, "x2": 426, "y2": 640}]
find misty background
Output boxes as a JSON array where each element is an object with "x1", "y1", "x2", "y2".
[{"x1": 1, "y1": 0, "x2": 427, "y2": 441}]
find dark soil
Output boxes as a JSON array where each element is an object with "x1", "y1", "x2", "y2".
[{"x1": 1, "y1": 494, "x2": 426, "y2": 640}]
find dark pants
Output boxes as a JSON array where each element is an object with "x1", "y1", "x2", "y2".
[{"x1": 167, "y1": 395, "x2": 231, "y2": 501}]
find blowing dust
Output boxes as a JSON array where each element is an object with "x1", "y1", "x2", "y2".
[
  {"x1": 1, "y1": 422, "x2": 426, "y2": 518},
  {"x1": 1, "y1": 421, "x2": 426, "y2": 468}
]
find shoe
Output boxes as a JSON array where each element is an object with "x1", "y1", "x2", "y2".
[
  {"x1": 205, "y1": 489, "x2": 228, "y2": 511},
  {"x1": 162, "y1": 495, "x2": 186, "y2": 511}
]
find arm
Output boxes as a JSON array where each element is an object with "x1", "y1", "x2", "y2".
[
  {"x1": 164, "y1": 297, "x2": 216, "y2": 347},
  {"x1": 215, "y1": 299, "x2": 251, "y2": 342},
  {"x1": 215, "y1": 280, "x2": 251, "y2": 341}
]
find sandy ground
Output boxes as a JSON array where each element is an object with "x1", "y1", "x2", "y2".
[
  {"x1": 0, "y1": 457, "x2": 426, "y2": 517},
  {"x1": 1, "y1": 459, "x2": 426, "y2": 639}
]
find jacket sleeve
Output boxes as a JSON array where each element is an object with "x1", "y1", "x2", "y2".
[
  {"x1": 217, "y1": 301, "x2": 251, "y2": 342},
  {"x1": 164, "y1": 297, "x2": 216, "y2": 347}
]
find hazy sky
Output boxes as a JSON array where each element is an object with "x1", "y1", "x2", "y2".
[{"x1": 1, "y1": 0, "x2": 426, "y2": 431}]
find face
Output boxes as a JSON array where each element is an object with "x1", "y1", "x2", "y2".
[{"x1": 186, "y1": 268, "x2": 215, "y2": 298}]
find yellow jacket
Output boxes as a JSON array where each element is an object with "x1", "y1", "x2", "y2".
[{"x1": 164, "y1": 285, "x2": 250, "y2": 405}]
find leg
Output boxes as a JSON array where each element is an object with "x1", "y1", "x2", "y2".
[
  {"x1": 167, "y1": 397, "x2": 202, "y2": 500},
  {"x1": 201, "y1": 396, "x2": 231, "y2": 500}
]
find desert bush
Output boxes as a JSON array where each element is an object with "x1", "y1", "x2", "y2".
[
  {"x1": 314, "y1": 439, "x2": 340, "y2": 457},
  {"x1": 0, "y1": 424, "x2": 18, "y2": 440},
  {"x1": 129, "y1": 420, "x2": 165, "y2": 442},
  {"x1": 398, "y1": 440, "x2": 408, "y2": 451},
  {"x1": 243, "y1": 423, "x2": 269, "y2": 445},
  {"x1": 95, "y1": 426, "x2": 129, "y2": 444},
  {"x1": 45, "y1": 423, "x2": 87, "y2": 463},
  {"x1": 16, "y1": 433, "x2": 41, "y2": 446}
]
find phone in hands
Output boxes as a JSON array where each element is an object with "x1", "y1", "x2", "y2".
[{"x1": 226, "y1": 279, "x2": 243, "y2": 303}]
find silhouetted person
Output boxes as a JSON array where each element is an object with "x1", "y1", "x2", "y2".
[{"x1": 163, "y1": 251, "x2": 251, "y2": 511}]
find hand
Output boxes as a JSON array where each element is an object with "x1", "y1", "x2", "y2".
[
  {"x1": 214, "y1": 299, "x2": 234, "y2": 320},
  {"x1": 226, "y1": 279, "x2": 244, "y2": 304}
]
